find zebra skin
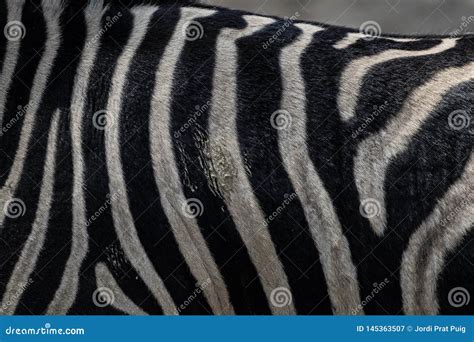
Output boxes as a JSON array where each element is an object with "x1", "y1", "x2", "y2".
[{"x1": 0, "y1": 0, "x2": 472, "y2": 315}]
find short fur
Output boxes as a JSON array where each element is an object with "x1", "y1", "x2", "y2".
[{"x1": 0, "y1": 0, "x2": 472, "y2": 315}]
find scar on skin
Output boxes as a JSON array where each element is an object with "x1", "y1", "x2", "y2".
[
  {"x1": 174, "y1": 122, "x2": 237, "y2": 199},
  {"x1": 194, "y1": 127, "x2": 236, "y2": 199},
  {"x1": 104, "y1": 242, "x2": 131, "y2": 277},
  {"x1": 207, "y1": 144, "x2": 237, "y2": 198}
]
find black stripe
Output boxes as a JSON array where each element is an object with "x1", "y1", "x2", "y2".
[
  {"x1": 0, "y1": 0, "x2": 45, "y2": 187},
  {"x1": 382, "y1": 80, "x2": 474, "y2": 314},
  {"x1": 438, "y1": 229, "x2": 474, "y2": 315},
  {"x1": 120, "y1": 6, "x2": 212, "y2": 315},
  {"x1": 236, "y1": 22, "x2": 332, "y2": 314},
  {"x1": 0, "y1": 0, "x2": 7, "y2": 70},
  {"x1": 70, "y1": 6, "x2": 163, "y2": 315},
  {"x1": 0, "y1": 0, "x2": 46, "y2": 306},
  {"x1": 347, "y1": 38, "x2": 472, "y2": 138},
  {"x1": 15, "y1": 2, "x2": 87, "y2": 314},
  {"x1": 300, "y1": 28, "x2": 429, "y2": 315},
  {"x1": 302, "y1": 28, "x2": 474, "y2": 314},
  {"x1": 169, "y1": 12, "x2": 271, "y2": 314},
  {"x1": 347, "y1": 39, "x2": 474, "y2": 314}
]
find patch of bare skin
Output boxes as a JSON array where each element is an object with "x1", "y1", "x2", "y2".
[
  {"x1": 103, "y1": 242, "x2": 132, "y2": 277},
  {"x1": 194, "y1": 126, "x2": 237, "y2": 199}
]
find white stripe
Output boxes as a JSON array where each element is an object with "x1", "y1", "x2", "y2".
[
  {"x1": 150, "y1": 7, "x2": 234, "y2": 315},
  {"x1": 0, "y1": 0, "x2": 26, "y2": 127},
  {"x1": 333, "y1": 32, "x2": 365, "y2": 50},
  {"x1": 95, "y1": 262, "x2": 148, "y2": 316},
  {"x1": 207, "y1": 14, "x2": 296, "y2": 315},
  {"x1": 0, "y1": 0, "x2": 63, "y2": 230},
  {"x1": 279, "y1": 23, "x2": 362, "y2": 315},
  {"x1": 338, "y1": 38, "x2": 457, "y2": 121},
  {"x1": 354, "y1": 61, "x2": 474, "y2": 236},
  {"x1": 401, "y1": 155, "x2": 473, "y2": 314},
  {"x1": 333, "y1": 32, "x2": 416, "y2": 50},
  {"x1": 104, "y1": 6, "x2": 177, "y2": 315},
  {"x1": 0, "y1": 109, "x2": 60, "y2": 314},
  {"x1": 47, "y1": 1, "x2": 106, "y2": 314}
]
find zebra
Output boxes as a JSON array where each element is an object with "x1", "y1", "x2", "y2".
[{"x1": 0, "y1": 0, "x2": 472, "y2": 315}]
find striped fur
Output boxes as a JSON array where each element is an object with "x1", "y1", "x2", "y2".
[{"x1": 0, "y1": 0, "x2": 472, "y2": 315}]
